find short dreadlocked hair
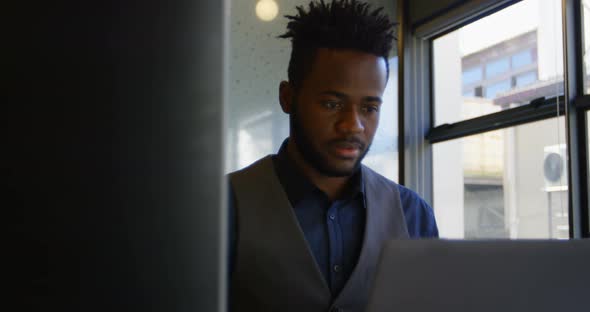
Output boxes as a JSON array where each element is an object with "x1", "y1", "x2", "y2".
[{"x1": 279, "y1": 0, "x2": 396, "y2": 89}]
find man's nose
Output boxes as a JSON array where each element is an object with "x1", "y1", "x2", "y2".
[{"x1": 336, "y1": 107, "x2": 364, "y2": 134}]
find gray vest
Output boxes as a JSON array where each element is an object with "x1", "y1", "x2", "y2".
[{"x1": 229, "y1": 156, "x2": 409, "y2": 312}]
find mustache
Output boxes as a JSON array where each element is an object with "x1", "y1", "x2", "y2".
[{"x1": 328, "y1": 137, "x2": 366, "y2": 149}]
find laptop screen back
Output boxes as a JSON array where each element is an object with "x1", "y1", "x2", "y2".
[{"x1": 365, "y1": 239, "x2": 590, "y2": 312}]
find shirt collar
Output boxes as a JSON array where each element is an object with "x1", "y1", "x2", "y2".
[{"x1": 272, "y1": 138, "x2": 365, "y2": 207}]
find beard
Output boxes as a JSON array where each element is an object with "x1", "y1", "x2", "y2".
[{"x1": 290, "y1": 107, "x2": 371, "y2": 177}]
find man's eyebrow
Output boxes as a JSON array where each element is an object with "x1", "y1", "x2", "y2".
[
  {"x1": 364, "y1": 96, "x2": 383, "y2": 103},
  {"x1": 319, "y1": 91, "x2": 348, "y2": 98},
  {"x1": 319, "y1": 91, "x2": 383, "y2": 103}
]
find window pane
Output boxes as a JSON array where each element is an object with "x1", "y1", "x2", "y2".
[
  {"x1": 226, "y1": 0, "x2": 398, "y2": 181},
  {"x1": 433, "y1": 0, "x2": 564, "y2": 126},
  {"x1": 515, "y1": 71, "x2": 537, "y2": 86},
  {"x1": 485, "y1": 80, "x2": 511, "y2": 98},
  {"x1": 433, "y1": 117, "x2": 568, "y2": 239},
  {"x1": 236, "y1": 112, "x2": 274, "y2": 169},
  {"x1": 583, "y1": 0, "x2": 590, "y2": 93},
  {"x1": 485, "y1": 58, "x2": 510, "y2": 78},
  {"x1": 462, "y1": 67, "x2": 483, "y2": 85},
  {"x1": 511, "y1": 49, "x2": 534, "y2": 68},
  {"x1": 362, "y1": 57, "x2": 399, "y2": 181}
]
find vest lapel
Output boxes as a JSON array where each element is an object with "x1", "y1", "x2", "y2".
[
  {"x1": 231, "y1": 156, "x2": 331, "y2": 306},
  {"x1": 332, "y1": 165, "x2": 409, "y2": 307},
  {"x1": 260, "y1": 157, "x2": 332, "y2": 295}
]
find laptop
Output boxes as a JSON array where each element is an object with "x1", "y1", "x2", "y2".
[{"x1": 365, "y1": 239, "x2": 590, "y2": 312}]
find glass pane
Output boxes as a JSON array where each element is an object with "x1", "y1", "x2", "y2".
[
  {"x1": 485, "y1": 79, "x2": 511, "y2": 98},
  {"x1": 226, "y1": 0, "x2": 398, "y2": 181},
  {"x1": 462, "y1": 67, "x2": 483, "y2": 85},
  {"x1": 362, "y1": 57, "x2": 399, "y2": 181},
  {"x1": 433, "y1": 117, "x2": 569, "y2": 239},
  {"x1": 583, "y1": 0, "x2": 590, "y2": 93},
  {"x1": 433, "y1": 0, "x2": 564, "y2": 126},
  {"x1": 485, "y1": 58, "x2": 510, "y2": 78},
  {"x1": 511, "y1": 49, "x2": 534, "y2": 69},
  {"x1": 515, "y1": 71, "x2": 537, "y2": 87}
]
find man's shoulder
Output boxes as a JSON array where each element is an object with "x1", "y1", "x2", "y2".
[
  {"x1": 396, "y1": 184, "x2": 430, "y2": 208},
  {"x1": 360, "y1": 165, "x2": 430, "y2": 208},
  {"x1": 361, "y1": 165, "x2": 437, "y2": 237},
  {"x1": 393, "y1": 182, "x2": 438, "y2": 237},
  {"x1": 360, "y1": 164, "x2": 399, "y2": 189},
  {"x1": 227, "y1": 155, "x2": 276, "y2": 178}
]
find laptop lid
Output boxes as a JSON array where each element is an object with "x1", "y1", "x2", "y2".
[{"x1": 365, "y1": 239, "x2": 590, "y2": 312}]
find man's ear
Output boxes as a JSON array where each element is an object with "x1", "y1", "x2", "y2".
[{"x1": 279, "y1": 81, "x2": 294, "y2": 114}]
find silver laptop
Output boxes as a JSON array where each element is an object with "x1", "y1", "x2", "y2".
[{"x1": 365, "y1": 239, "x2": 590, "y2": 312}]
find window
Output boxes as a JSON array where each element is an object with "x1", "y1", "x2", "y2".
[
  {"x1": 430, "y1": 0, "x2": 567, "y2": 239},
  {"x1": 485, "y1": 80, "x2": 511, "y2": 98},
  {"x1": 515, "y1": 71, "x2": 537, "y2": 87},
  {"x1": 236, "y1": 112, "x2": 273, "y2": 169},
  {"x1": 485, "y1": 58, "x2": 510, "y2": 78},
  {"x1": 362, "y1": 57, "x2": 399, "y2": 181},
  {"x1": 433, "y1": 0, "x2": 561, "y2": 126},
  {"x1": 511, "y1": 49, "x2": 534, "y2": 69},
  {"x1": 433, "y1": 118, "x2": 568, "y2": 239},
  {"x1": 462, "y1": 67, "x2": 483, "y2": 85}
]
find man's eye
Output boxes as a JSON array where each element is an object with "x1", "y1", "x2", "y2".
[
  {"x1": 322, "y1": 101, "x2": 341, "y2": 109},
  {"x1": 363, "y1": 105, "x2": 380, "y2": 113}
]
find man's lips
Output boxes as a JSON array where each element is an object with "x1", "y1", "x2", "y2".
[
  {"x1": 334, "y1": 146, "x2": 360, "y2": 158},
  {"x1": 330, "y1": 140, "x2": 364, "y2": 159}
]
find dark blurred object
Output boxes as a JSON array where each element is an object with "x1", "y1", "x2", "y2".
[{"x1": 7, "y1": 1, "x2": 227, "y2": 311}]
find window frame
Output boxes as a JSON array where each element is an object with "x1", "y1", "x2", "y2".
[
  {"x1": 399, "y1": 0, "x2": 590, "y2": 238},
  {"x1": 564, "y1": 0, "x2": 590, "y2": 238}
]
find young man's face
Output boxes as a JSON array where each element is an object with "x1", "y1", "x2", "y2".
[{"x1": 281, "y1": 48, "x2": 388, "y2": 177}]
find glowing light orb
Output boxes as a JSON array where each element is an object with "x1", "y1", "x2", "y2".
[{"x1": 256, "y1": 0, "x2": 279, "y2": 22}]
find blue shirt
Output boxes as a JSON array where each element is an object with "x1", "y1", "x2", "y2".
[{"x1": 228, "y1": 141, "x2": 438, "y2": 296}]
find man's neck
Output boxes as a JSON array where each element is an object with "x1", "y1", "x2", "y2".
[{"x1": 286, "y1": 139, "x2": 353, "y2": 201}]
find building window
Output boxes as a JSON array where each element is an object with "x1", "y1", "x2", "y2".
[
  {"x1": 463, "y1": 90, "x2": 475, "y2": 97},
  {"x1": 462, "y1": 67, "x2": 483, "y2": 85},
  {"x1": 515, "y1": 71, "x2": 537, "y2": 87},
  {"x1": 485, "y1": 80, "x2": 511, "y2": 98},
  {"x1": 511, "y1": 49, "x2": 534, "y2": 69},
  {"x1": 433, "y1": 0, "x2": 566, "y2": 128},
  {"x1": 433, "y1": 117, "x2": 568, "y2": 239},
  {"x1": 431, "y1": 0, "x2": 566, "y2": 238},
  {"x1": 485, "y1": 58, "x2": 510, "y2": 78}
]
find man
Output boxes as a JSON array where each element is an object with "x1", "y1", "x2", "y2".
[{"x1": 228, "y1": 1, "x2": 438, "y2": 311}]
